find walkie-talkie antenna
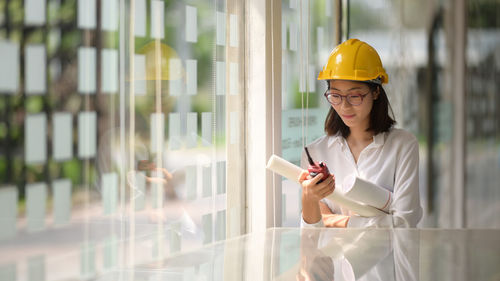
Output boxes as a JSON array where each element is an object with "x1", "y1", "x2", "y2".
[{"x1": 304, "y1": 147, "x2": 315, "y2": 166}]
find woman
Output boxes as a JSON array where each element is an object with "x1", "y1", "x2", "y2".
[{"x1": 300, "y1": 39, "x2": 422, "y2": 228}]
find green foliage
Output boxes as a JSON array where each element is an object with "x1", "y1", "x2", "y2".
[
  {"x1": 348, "y1": 2, "x2": 389, "y2": 31},
  {"x1": 26, "y1": 29, "x2": 44, "y2": 44},
  {"x1": 59, "y1": 0, "x2": 77, "y2": 24},
  {"x1": 26, "y1": 163, "x2": 45, "y2": 183},
  {"x1": 468, "y1": 1, "x2": 500, "y2": 28},
  {"x1": 12, "y1": 157, "x2": 23, "y2": 186},
  {"x1": 191, "y1": 94, "x2": 211, "y2": 114},
  {"x1": 62, "y1": 159, "x2": 82, "y2": 186},
  {"x1": 60, "y1": 30, "x2": 79, "y2": 52},
  {"x1": 293, "y1": 91, "x2": 319, "y2": 109},
  {"x1": 0, "y1": 156, "x2": 6, "y2": 181},
  {"x1": 8, "y1": 0, "x2": 23, "y2": 25},
  {"x1": 0, "y1": 122, "x2": 6, "y2": 139},
  {"x1": 25, "y1": 97, "x2": 44, "y2": 113}
]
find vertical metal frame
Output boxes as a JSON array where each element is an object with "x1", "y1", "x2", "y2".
[
  {"x1": 335, "y1": 0, "x2": 343, "y2": 44},
  {"x1": 245, "y1": 0, "x2": 282, "y2": 233},
  {"x1": 226, "y1": 0, "x2": 247, "y2": 239},
  {"x1": 451, "y1": 0, "x2": 466, "y2": 228}
]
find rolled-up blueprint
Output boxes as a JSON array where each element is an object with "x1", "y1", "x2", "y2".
[
  {"x1": 343, "y1": 175, "x2": 392, "y2": 213},
  {"x1": 267, "y1": 154, "x2": 304, "y2": 183},
  {"x1": 266, "y1": 155, "x2": 386, "y2": 217}
]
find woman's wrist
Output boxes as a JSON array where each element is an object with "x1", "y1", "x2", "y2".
[
  {"x1": 302, "y1": 193, "x2": 320, "y2": 205},
  {"x1": 301, "y1": 197, "x2": 322, "y2": 225}
]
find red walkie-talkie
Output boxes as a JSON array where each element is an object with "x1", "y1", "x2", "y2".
[{"x1": 304, "y1": 147, "x2": 330, "y2": 183}]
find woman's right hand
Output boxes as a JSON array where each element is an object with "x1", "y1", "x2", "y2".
[{"x1": 298, "y1": 170, "x2": 335, "y2": 203}]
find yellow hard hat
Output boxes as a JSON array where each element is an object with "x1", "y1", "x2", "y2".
[
  {"x1": 318, "y1": 38, "x2": 388, "y2": 84},
  {"x1": 134, "y1": 41, "x2": 184, "y2": 81}
]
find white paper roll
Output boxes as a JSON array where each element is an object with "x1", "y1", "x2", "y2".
[
  {"x1": 343, "y1": 176, "x2": 392, "y2": 213},
  {"x1": 266, "y1": 155, "x2": 386, "y2": 217},
  {"x1": 266, "y1": 155, "x2": 303, "y2": 182}
]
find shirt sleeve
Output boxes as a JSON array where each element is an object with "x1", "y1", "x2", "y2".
[{"x1": 347, "y1": 138, "x2": 423, "y2": 228}]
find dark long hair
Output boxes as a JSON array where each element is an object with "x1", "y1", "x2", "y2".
[{"x1": 324, "y1": 81, "x2": 396, "y2": 138}]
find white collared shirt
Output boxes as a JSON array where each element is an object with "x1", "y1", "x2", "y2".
[{"x1": 300, "y1": 128, "x2": 423, "y2": 228}]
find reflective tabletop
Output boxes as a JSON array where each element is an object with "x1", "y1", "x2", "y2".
[{"x1": 97, "y1": 228, "x2": 500, "y2": 281}]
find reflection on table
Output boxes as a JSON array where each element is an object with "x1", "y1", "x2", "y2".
[{"x1": 96, "y1": 228, "x2": 499, "y2": 281}]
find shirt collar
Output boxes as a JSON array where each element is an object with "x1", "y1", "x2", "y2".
[
  {"x1": 327, "y1": 134, "x2": 343, "y2": 148},
  {"x1": 327, "y1": 132, "x2": 386, "y2": 148},
  {"x1": 371, "y1": 132, "x2": 386, "y2": 148}
]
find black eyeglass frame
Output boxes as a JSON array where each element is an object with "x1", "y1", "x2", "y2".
[{"x1": 323, "y1": 90, "x2": 372, "y2": 106}]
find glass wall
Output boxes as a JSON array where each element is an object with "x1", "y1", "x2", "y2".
[
  {"x1": 280, "y1": 0, "x2": 336, "y2": 227},
  {"x1": 465, "y1": 0, "x2": 500, "y2": 228},
  {"x1": 348, "y1": 0, "x2": 500, "y2": 228},
  {"x1": 0, "y1": 0, "x2": 244, "y2": 279},
  {"x1": 348, "y1": 0, "x2": 435, "y2": 226}
]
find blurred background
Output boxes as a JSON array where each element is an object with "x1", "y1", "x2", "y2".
[{"x1": 0, "y1": 0, "x2": 498, "y2": 280}]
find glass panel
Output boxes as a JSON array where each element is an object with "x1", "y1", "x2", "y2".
[
  {"x1": 101, "y1": 49, "x2": 118, "y2": 93},
  {"x1": 101, "y1": 0, "x2": 118, "y2": 32},
  {"x1": 348, "y1": 0, "x2": 433, "y2": 225},
  {"x1": 101, "y1": 172, "x2": 118, "y2": 215},
  {"x1": 229, "y1": 14, "x2": 239, "y2": 47},
  {"x1": 25, "y1": 45, "x2": 46, "y2": 94},
  {"x1": 134, "y1": 54, "x2": 147, "y2": 95},
  {"x1": 77, "y1": 0, "x2": 96, "y2": 29},
  {"x1": 348, "y1": 0, "x2": 500, "y2": 228},
  {"x1": 216, "y1": 11, "x2": 226, "y2": 46},
  {"x1": 52, "y1": 178, "x2": 71, "y2": 225},
  {"x1": 465, "y1": 0, "x2": 500, "y2": 228},
  {"x1": 27, "y1": 255, "x2": 45, "y2": 281},
  {"x1": 0, "y1": 41, "x2": 19, "y2": 93},
  {"x1": 0, "y1": 187, "x2": 17, "y2": 240},
  {"x1": 150, "y1": 1, "x2": 164, "y2": 39},
  {"x1": 186, "y1": 59, "x2": 197, "y2": 96},
  {"x1": 77, "y1": 47, "x2": 96, "y2": 94},
  {"x1": 52, "y1": 113, "x2": 73, "y2": 161},
  {"x1": 25, "y1": 113, "x2": 47, "y2": 164},
  {"x1": 281, "y1": 0, "x2": 336, "y2": 227},
  {"x1": 77, "y1": 111, "x2": 97, "y2": 159},
  {"x1": 185, "y1": 6, "x2": 198, "y2": 43},
  {"x1": 26, "y1": 183, "x2": 47, "y2": 232},
  {"x1": 0, "y1": 0, "x2": 244, "y2": 279},
  {"x1": 0, "y1": 263, "x2": 16, "y2": 281},
  {"x1": 25, "y1": 0, "x2": 46, "y2": 26},
  {"x1": 230, "y1": 62, "x2": 239, "y2": 95}
]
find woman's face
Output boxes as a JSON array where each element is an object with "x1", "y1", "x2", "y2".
[{"x1": 327, "y1": 80, "x2": 379, "y2": 131}]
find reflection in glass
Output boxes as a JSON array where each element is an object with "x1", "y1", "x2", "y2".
[
  {"x1": 78, "y1": 111, "x2": 97, "y2": 158},
  {"x1": 25, "y1": 45, "x2": 46, "y2": 95},
  {"x1": 0, "y1": 41, "x2": 19, "y2": 93},
  {"x1": 150, "y1": 1, "x2": 165, "y2": 39},
  {"x1": 186, "y1": 6, "x2": 198, "y2": 43},
  {"x1": 101, "y1": 49, "x2": 118, "y2": 94},
  {"x1": 52, "y1": 113, "x2": 73, "y2": 161},
  {"x1": 26, "y1": 183, "x2": 47, "y2": 232},
  {"x1": 25, "y1": 0, "x2": 46, "y2": 26},
  {"x1": 0, "y1": 187, "x2": 17, "y2": 240},
  {"x1": 186, "y1": 59, "x2": 198, "y2": 96},
  {"x1": 77, "y1": 0, "x2": 96, "y2": 29},
  {"x1": 134, "y1": 0, "x2": 147, "y2": 37},
  {"x1": 101, "y1": 0, "x2": 118, "y2": 31},
  {"x1": 52, "y1": 179, "x2": 72, "y2": 225},
  {"x1": 230, "y1": 14, "x2": 239, "y2": 48},
  {"x1": 25, "y1": 114, "x2": 47, "y2": 164},
  {"x1": 168, "y1": 112, "x2": 181, "y2": 150},
  {"x1": 77, "y1": 47, "x2": 96, "y2": 94}
]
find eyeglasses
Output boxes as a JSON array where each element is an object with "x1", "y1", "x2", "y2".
[{"x1": 324, "y1": 89, "x2": 371, "y2": 106}]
